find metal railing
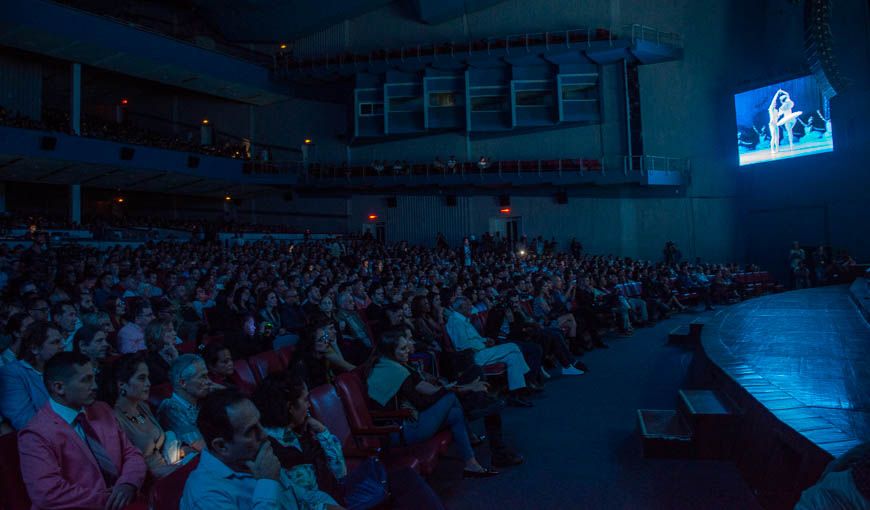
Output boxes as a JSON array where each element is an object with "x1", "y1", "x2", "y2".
[
  {"x1": 278, "y1": 26, "x2": 623, "y2": 72},
  {"x1": 623, "y1": 155, "x2": 690, "y2": 175},
  {"x1": 242, "y1": 160, "x2": 305, "y2": 176},
  {"x1": 623, "y1": 24, "x2": 683, "y2": 47},
  {"x1": 304, "y1": 157, "x2": 607, "y2": 181}
]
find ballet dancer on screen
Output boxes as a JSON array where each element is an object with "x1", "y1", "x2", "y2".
[
  {"x1": 816, "y1": 110, "x2": 832, "y2": 138},
  {"x1": 768, "y1": 89, "x2": 783, "y2": 154},
  {"x1": 776, "y1": 91, "x2": 802, "y2": 151},
  {"x1": 752, "y1": 125, "x2": 769, "y2": 150}
]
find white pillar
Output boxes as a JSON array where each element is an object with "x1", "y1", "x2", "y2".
[
  {"x1": 70, "y1": 184, "x2": 81, "y2": 225},
  {"x1": 70, "y1": 63, "x2": 81, "y2": 135}
]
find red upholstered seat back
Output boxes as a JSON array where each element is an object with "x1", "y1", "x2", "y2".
[
  {"x1": 247, "y1": 351, "x2": 285, "y2": 382},
  {"x1": 309, "y1": 384, "x2": 353, "y2": 449},
  {"x1": 276, "y1": 346, "x2": 295, "y2": 367},
  {"x1": 334, "y1": 372, "x2": 379, "y2": 448},
  {"x1": 149, "y1": 454, "x2": 201, "y2": 510},
  {"x1": 147, "y1": 383, "x2": 174, "y2": 412},
  {"x1": 0, "y1": 432, "x2": 30, "y2": 510},
  {"x1": 232, "y1": 359, "x2": 258, "y2": 395}
]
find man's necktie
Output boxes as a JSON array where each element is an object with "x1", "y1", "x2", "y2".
[{"x1": 74, "y1": 413, "x2": 119, "y2": 486}]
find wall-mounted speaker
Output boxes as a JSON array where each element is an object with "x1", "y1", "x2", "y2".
[
  {"x1": 446, "y1": 195, "x2": 457, "y2": 207},
  {"x1": 119, "y1": 147, "x2": 135, "y2": 160},
  {"x1": 386, "y1": 197, "x2": 397, "y2": 208},
  {"x1": 187, "y1": 156, "x2": 200, "y2": 168},
  {"x1": 40, "y1": 136, "x2": 57, "y2": 151},
  {"x1": 556, "y1": 191, "x2": 568, "y2": 204},
  {"x1": 498, "y1": 195, "x2": 510, "y2": 207}
]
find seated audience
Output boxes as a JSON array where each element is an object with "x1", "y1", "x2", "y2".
[
  {"x1": 104, "y1": 353, "x2": 185, "y2": 478},
  {"x1": 368, "y1": 330, "x2": 498, "y2": 477},
  {"x1": 0, "y1": 321, "x2": 64, "y2": 429},
  {"x1": 223, "y1": 313, "x2": 272, "y2": 360},
  {"x1": 254, "y1": 371, "x2": 445, "y2": 510},
  {"x1": 72, "y1": 325, "x2": 111, "y2": 367},
  {"x1": 180, "y1": 389, "x2": 296, "y2": 509},
  {"x1": 157, "y1": 354, "x2": 213, "y2": 451},
  {"x1": 144, "y1": 318, "x2": 180, "y2": 386},
  {"x1": 203, "y1": 342, "x2": 238, "y2": 391},
  {"x1": 117, "y1": 300, "x2": 155, "y2": 354},
  {"x1": 18, "y1": 351, "x2": 147, "y2": 509},
  {"x1": 292, "y1": 318, "x2": 354, "y2": 387},
  {"x1": 446, "y1": 297, "x2": 533, "y2": 407},
  {"x1": 1, "y1": 312, "x2": 33, "y2": 366}
]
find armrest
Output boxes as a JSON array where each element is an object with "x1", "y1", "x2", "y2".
[
  {"x1": 370, "y1": 409, "x2": 413, "y2": 421},
  {"x1": 342, "y1": 445, "x2": 382, "y2": 458},
  {"x1": 351, "y1": 424, "x2": 401, "y2": 436}
]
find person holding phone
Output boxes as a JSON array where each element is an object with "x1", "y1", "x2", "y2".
[{"x1": 104, "y1": 353, "x2": 189, "y2": 478}]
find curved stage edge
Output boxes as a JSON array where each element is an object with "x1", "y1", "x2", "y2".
[{"x1": 694, "y1": 279, "x2": 870, "y2": 509}]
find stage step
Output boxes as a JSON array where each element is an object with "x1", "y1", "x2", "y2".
[
  {"x1": 668, "y1": 321, "x2": 703, "y2": 346},
  {"x1": 636, "y1": 409, "x2": 693, "y2": 459},
  {"x1": 678, "y1": 389, "x2": 740, "y2": 459}
]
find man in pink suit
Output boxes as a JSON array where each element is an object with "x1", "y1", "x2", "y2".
[{"x1": 18, "y1": 351, "x2": 147, "y2": 510}]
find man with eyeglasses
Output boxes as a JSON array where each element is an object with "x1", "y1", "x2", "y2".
[{"x1": 117, "y1": 300, "x2": 155, "y2": 354}]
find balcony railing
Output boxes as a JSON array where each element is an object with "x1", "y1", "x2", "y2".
[
  {"x1": 623, "y1": 24, "x2": 683, "y2": 48},
  {"x1": 624, "y1": 155, "x2": 690, "y2": 174},
  {"x1": 279, "y1": 26, "x2": 633, "y2": 72},
  {"x1": 302, "y1": 154, "x2": 689, "y2": 182}
]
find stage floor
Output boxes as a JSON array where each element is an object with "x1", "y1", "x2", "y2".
[
  {"x1": 702, "y1": 285, "x2": 869, "y2": 458},
  {"x1": 739, "y1": 138, "x2": 833, "y2": 166}
]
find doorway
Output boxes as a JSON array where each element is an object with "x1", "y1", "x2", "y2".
[{"x1": 489, "y1": 216, "x2": 522, "y2": 250}]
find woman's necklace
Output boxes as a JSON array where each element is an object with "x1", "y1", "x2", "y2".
[{"x1": 121, "y1": 404, "x2": 146, "y2": 425}]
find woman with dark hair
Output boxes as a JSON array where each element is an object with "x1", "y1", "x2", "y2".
[
  {"x1": 253, "y1": 372, "x2": 445, "y2": 510},
  {"x1": 202, "y1": 342, "x2": 237, "y2": 391},
  {"x1": 367, "y1": 329, "x2": 499, "y2": 477},
  {"x1": 104, "y1": 353, "x2": 185, "y2": 477},
  {"x1": 1, "y1": 312, "x2": 33, "y2": 366},
  {"x1": 143, "y1": 318, "x2": 179, "y2": 386},
  {"x1": 292, "y1": 318, "x2": 354, "y2": 388},
  {"x1": 229, "y1": 285, "x2": 253, "y2": 317},
  {"x1": 72, "y1": 325, "x2": 111, "y2": 366},
  {"x1": 410, "y1": 295, "x2": 442, "y2": 353},
  {"x1": 105, "y1": 296, "x2": 127, "y2": 332}
]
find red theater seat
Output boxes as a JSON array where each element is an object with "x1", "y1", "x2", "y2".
[
  {"x1": 148, "y1": 383, "x2": 173, "y2": 411},
  {"x1": 232, "y1": 359, "x2": 258, "y2": 395},
  {"x1": 149, "y1": 454, "x2": 201, "y2": 510},
  {"x1": 276, "y1": 346, "x2": 295, "y2": 366},
  {"x1": 309, "y1": 384, "x2": 420, "y2": 473},
  {"x1": 248, "y1": 351, "x2": 286, "y2": 382},
  {"x1": 0, "y1": 432, "x2": 30, "y2": 510},
  {"x1": 333, "y1": 372, "x2": 449, "y2": 475}
]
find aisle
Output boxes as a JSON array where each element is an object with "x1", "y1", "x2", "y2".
[{"x1": 429, "y1": 311, "x2": 763, "y2": 510}]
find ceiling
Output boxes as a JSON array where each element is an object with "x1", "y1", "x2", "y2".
[{"x1": 189, "y1": 0, "x2": 395, "y2": 43}]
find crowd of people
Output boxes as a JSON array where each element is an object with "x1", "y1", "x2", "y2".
[
  {"x1": 0, "y1": 105, "x2": 249, "y2": 159},
  {"x1": 787, "y1": 241, "x2": 859, "y2": 289},
  {"x1": 0, "y1": 229, "x2": 770, "y2": 508}
]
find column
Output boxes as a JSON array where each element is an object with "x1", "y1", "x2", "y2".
[
  {"x1": 0, "y1": 182, "x2": 6, "y2": 214},
  {"x1": 70, "y1": 184, "x2": 81, "y2": 225},
  {"x1": 70, "y1": 63, "x2": 81, "y2": 135}
]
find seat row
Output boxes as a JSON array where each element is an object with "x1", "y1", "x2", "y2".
[{"x1": 149, "y1": 370, "x2": 454, "y2": 510}]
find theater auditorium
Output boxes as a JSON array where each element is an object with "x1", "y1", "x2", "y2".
[{"x1": 0, "y1": 0, "x2": 868, "y2": 509}]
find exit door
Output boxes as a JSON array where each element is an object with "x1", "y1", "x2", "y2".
[{"x1": 489, "y1": 216, "x2": 522, "y2": 250}]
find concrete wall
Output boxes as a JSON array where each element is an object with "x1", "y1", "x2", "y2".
[{"x1": 304, "y1": 0, "x2": 756, "y2": 263}]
